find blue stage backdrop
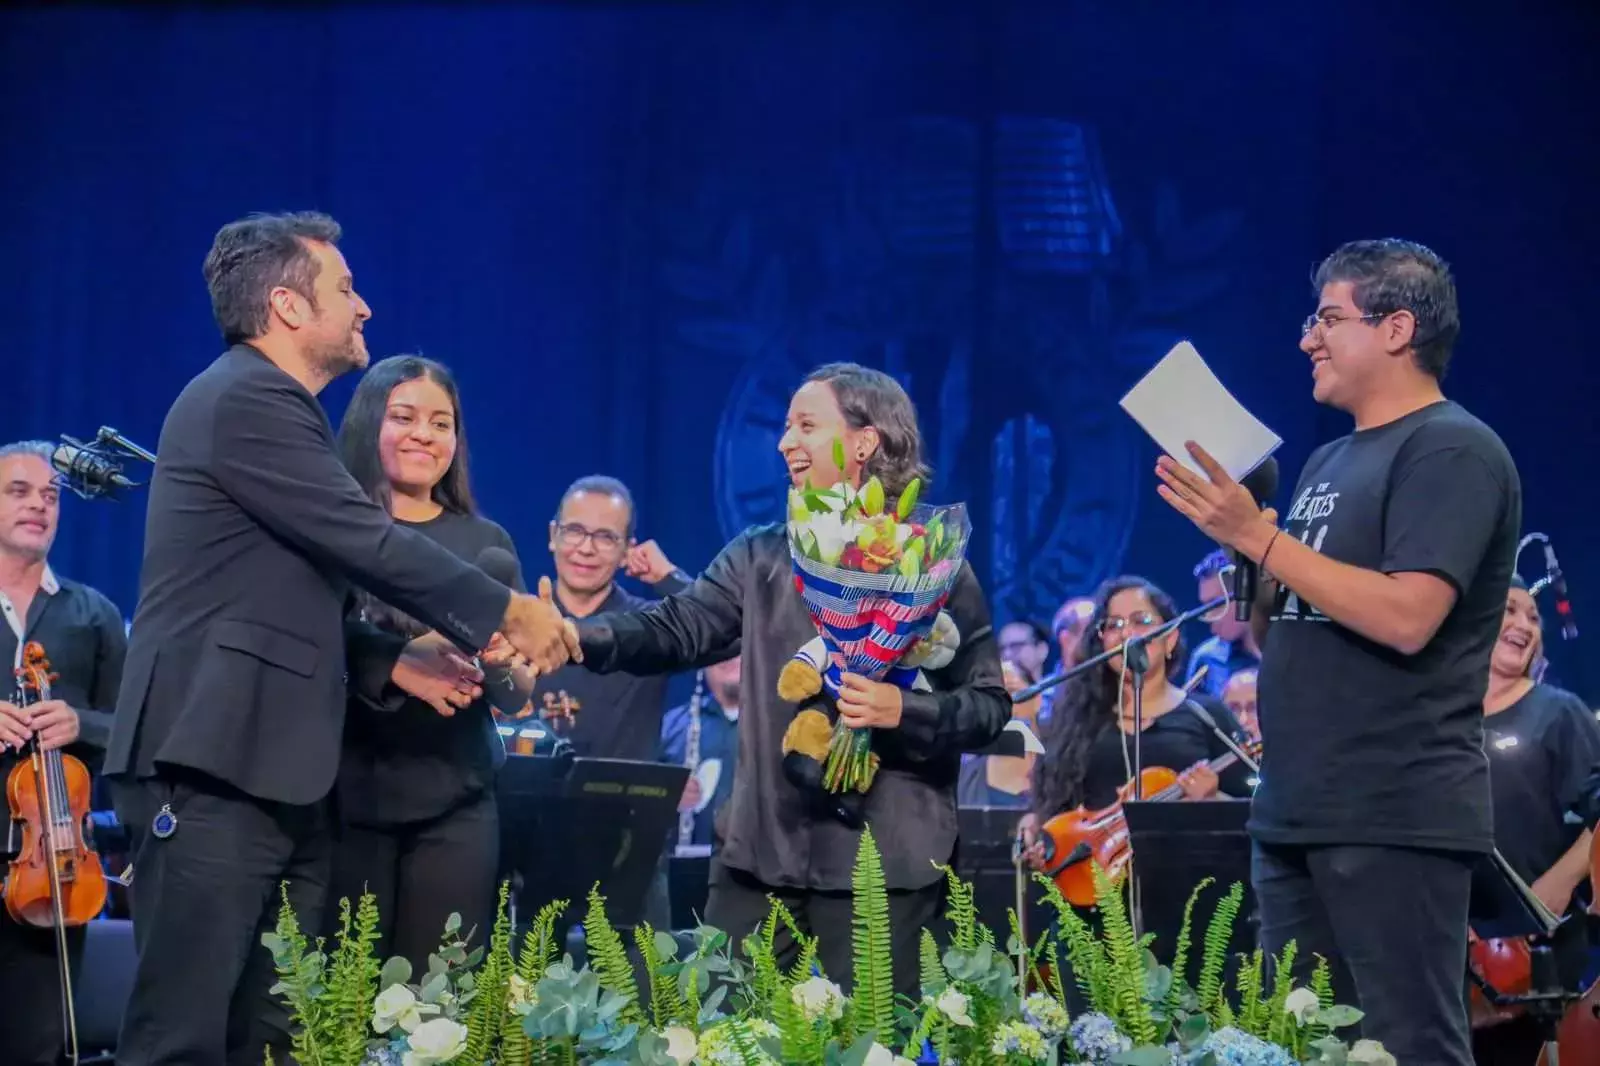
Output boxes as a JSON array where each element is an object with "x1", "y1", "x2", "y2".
[{"x1": 3, "y1": 3, "x2": 1596, "y2": 697}]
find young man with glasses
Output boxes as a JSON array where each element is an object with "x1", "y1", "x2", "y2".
[
  {"x1": 1155, "y1": 239, "x2": 1521, "y2": 1065},
  {"x1": 527, "y1": 475, "x2": 692, "y2": 762}
]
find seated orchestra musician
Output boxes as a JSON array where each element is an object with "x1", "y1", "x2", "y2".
[
  {"x1": 1471, "y1": 576, "x2": 1600, "y2": 1063},
  {"x1": 956, "y1": 659, "x2": 1039, "y2": 810}
]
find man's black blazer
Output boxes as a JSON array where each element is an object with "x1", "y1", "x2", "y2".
[{"x1": 104, "y1": 345, "x2": 512, "y2": 805}]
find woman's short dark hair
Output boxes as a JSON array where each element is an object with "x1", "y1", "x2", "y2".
[
  {"x1": 803, "y1": 362, "x2": 930, "y2": 499},
  {"x1": 203, "y1": 211, "x2": 343, "y2": 345},
  {"x1": 1312, "y1": 238, "x2": 1460, "y2": 379}
]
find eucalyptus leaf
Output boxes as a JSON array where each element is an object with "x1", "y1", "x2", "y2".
[
  {"x1": 419, "y1": 971, "x2": 448, "y2": 1004},
  {"x1": 699, "y1": 983, "x2": 728, "y2": 1021},
  {"x1": 654, "y1": 931, "x2": 680, "y2": 961},
  {"x1": 1177, "y1": 1012, "x2": 1210, "y2": 1047},
  {"x1": 839, "y1": 1032, "x2": 877, "y2": 1066},
  {"x1": 1315, "y1": 1004, "x2": 1364, "y2": 1029}
]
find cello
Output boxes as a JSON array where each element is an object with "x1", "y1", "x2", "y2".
[{"x1": 4, "y1": 641, "x2": 107, "y2": 1065}]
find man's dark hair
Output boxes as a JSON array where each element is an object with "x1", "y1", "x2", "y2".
[
  {"x1": 557, "y1": 474, "x2": 636, "y2": 536},
  {"x1": 1193, "y1": 549, "x2": 1231, "y2": 582},
  {"x1": 203, "y1": 211, "x2": 343, "y2": 345},
  {"x1": 1312, "y1": 238, "x2": 1460, "y2": 379}
]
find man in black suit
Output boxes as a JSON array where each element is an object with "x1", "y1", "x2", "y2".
[{"x1": 104, "y1": 211, "x2": 579, "y2": 1066}]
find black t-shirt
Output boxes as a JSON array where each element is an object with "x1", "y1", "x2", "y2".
[
  {"x1": 1484, "y1": 684, "x2": 1600, "y2": 890},
  {"x1": 338, "y1": 509, "x2": 523, "y2": 827},
  {"x1": 1254, "y1": 401, "x2": 1521, "y2": 852},
  {"x1": 1078, "y1": 696, "x2": 1255, "y2": 812}
]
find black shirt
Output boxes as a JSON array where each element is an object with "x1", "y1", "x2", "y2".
[
  {"x1": 528, "y1": 573, "x2": 692, "y2": 763},
  {"x1": 1255, "y1": 401, "x2": 1521, "y2": 852},
  {"x1": 0, "y1": 565, "x2": 126, "y2": 780},
  {"x1": 1484, "y1": 684, "x2": 1600, "y2": 890},
  {"x1": 658, "y1": 692, "x2": 739, "y2": 848},
  {"x1": 338, "y1": 510, "x2": 523, "y2": 827},
  {"x1": 1067, "y1": 697, "x2": 1253, "y2": 814},
  {"x1": 577, "y1": 524, "x2": 1011, "y2": 892}
]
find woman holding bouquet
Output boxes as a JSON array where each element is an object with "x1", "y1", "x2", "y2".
[
  {"x1": 573, "y1": 362, "x2": 1010, "y2": 997},
  {"x1": 327, "y1": 355, "x2": 535, "y2": 971}
]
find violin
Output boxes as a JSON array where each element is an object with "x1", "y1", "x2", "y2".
[
  {"x1": 1037, "y1": 738, "x2": 1261, "y2": 908},
  {"x1": 4, "y1": 641, "x2": 106, "y2": 1065}
]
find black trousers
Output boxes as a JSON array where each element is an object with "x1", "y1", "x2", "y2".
[
  {"x1": 1253, "y1": 840, "x2": 1476, "y2": 1066},
  {"x1": 110, "y1": 771, "x2": 330, "y2": 1066},
  {"x1": 326, "y1": 790, "x2": 499, "y2": 974},
  {"x1": 0, "y1": 907, "x2": 87, "y2": 1066},
  {"x1": 706, "y1": 860, "x2": 945, "y2": 1000}
]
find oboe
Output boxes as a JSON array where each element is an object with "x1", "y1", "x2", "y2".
[{"x1": 678, "y1": 670, "x2": 706, "y2": 851}]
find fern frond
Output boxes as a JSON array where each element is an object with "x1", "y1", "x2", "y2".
[
  {"x1": 517, "y1": 897, "x2": 570, "y2": 987},
  {"x1": 266, "y1": 882, "x2": 329, "y2": 1064},
  {"x1": 1235, "y1": 949, "x2": 1266, "y2": 1034},
  {"x1": 636, "y1": 921, "x2": 691, "y2": 1029},
  {"x1": 941, "y1": 864, "x2": 982, "y2": 950},
  {"x1": 1035, "y1": 874, "x2": 1113, "y2": 1016},
  {"x1": 849, "y1": 827, "x2": 896, "y2": 1044},
  {"x1": 324, "y1": 891, "x2": 383, "y2": 1065},
  {"x1": 1197, "y1": 880, "x2": 1244, "y2": 1023},
  {"x1": 1090, "y1": 861, "x2": 1158, "y2": 1044},
  {"x1": 465, "y1": 882, "x2": 515, "y2": 1064},
  {"x1": 1263, "y1": 940, "x2": 1299, "y2": 1044},
  {"x1": 583, "y1": 884, "x2": 642, "y2": 1025},
  {"x1": 918, "y1": 927, "x2": 944, "y2": 997},
  {"x1": 1170, "y1": 876, "x2": 1213, "y2": 991},
  {"x1": 1311, "y1": 955, "x2": 1334, "y2": 1009}
]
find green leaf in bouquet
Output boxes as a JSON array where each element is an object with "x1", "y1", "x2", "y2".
[
  {"x1": 788, "y1": 489, "x2": 810, "y2": 523},
  {"x1": 895, "y1": 477, "x2": 922, "y2": 519},
  {"x1": 419, "y1": 970, "x2": 449, "y2": 1004},
  {"x1": 833, "y1": 1033, "x2": 878, "y2": 1066},
  {"x1": 926, "y1": 515, "x2": 945, "y2": 556},
  {"x1": 376, "y1": 947, "x2": 412, "y2": 985},
  {"x1": 1176, "y1": 1011, "x2": 1210, "y2": 1048},
  {"x1": 698, "y1": 983, "x2": 729, "y2": 1022},
  {"x1": 1308, "y1": 1036, "x2": 1349, "y2": 1064},
  {"x1": 833, "y1": 437, "x2": 847, "y2": 470},
  {"x1": 860, "y1": 476, "x2": 886, "y2": 516},
  {"x1": 1112, "y1": 1047, "x2": 1181, "y2": 1066},
  {"x1": 896, "y1": 545, "x2": 922, "y2": 579},
  {"x1": 1314, "y1": 1004, "x2": 1364, "y2": 1029},
  {"x1": 653, "y1": 930, "x2": 680, "y2": 961},
  {"x1": 1143, "y1": 962, "x2": 1173, "y2": 1004}
]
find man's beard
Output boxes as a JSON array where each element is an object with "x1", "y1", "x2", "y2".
[{"x1": 307, "y1": 331, "x2": 364, "y2": 379}]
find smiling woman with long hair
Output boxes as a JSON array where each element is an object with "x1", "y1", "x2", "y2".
[
  {"x1": 569, "y1": 362, "x2": 1010, "y2": 997},
  {"x1": 328, "y1": 355, "x2": 534, "y2": 972}
]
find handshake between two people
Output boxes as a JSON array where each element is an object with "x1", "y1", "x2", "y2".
[{"x1": 389, "y1": 575, "x2": 582, "y2": 717}]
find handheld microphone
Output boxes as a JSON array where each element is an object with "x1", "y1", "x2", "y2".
[
  {"x1": 1232, "y1": 457, "x2": 1280, "y2": 622},
  {"x1": 1541, "y1": 540, "x2": 1578, "y2": 641},
  {"x1": 475, "y1": 545, "x2": 523, "y2": 590}
]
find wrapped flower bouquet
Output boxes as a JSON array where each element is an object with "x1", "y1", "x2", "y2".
[{"x1": 778, "y1": 449, "x2": 972, "y2": 793}]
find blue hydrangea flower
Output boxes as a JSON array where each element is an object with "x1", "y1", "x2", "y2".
[
  {"x1": 1068, "y1": 1012, "x2": 1133, "y2": 1063},
  {"x1": 1203, "y1": 1027, "x2": 1297, "y2": 1066}
]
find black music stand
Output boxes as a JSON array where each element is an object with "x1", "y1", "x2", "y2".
[
  {"x1": 1122, "y1": 800, "x2": 1256, "y2": 965},
  {"x1": 1466, "y1": 849, "x2": 1580, "y2": 1058},
  {"x1": 497, "y1": 755, "x2": 687, "y2": 936}
]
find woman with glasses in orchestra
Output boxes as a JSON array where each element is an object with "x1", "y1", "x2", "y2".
[
  {"x1": 1020, "y1": 575, "x2": 1255, "y2": 869},
  {"x1": 327, "y1": 355, "x2": 536, "y2": 971}
]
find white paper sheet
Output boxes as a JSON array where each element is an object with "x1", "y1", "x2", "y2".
[{"x1": 1119, "y1": 340, "x2": 1281, "y2": 481}]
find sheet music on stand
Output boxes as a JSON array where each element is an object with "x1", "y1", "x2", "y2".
[{"x1": 1469, "y1": 848, "x2": 1561, "y2": 941}]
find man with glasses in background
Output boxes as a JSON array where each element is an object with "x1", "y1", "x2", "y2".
[
  {"x1": 524, "y1": 475, "x2": 693, "y2": 763},
  {"x1": 1155, "y1": 239, "x2": 1520, "y2": 1064}
]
